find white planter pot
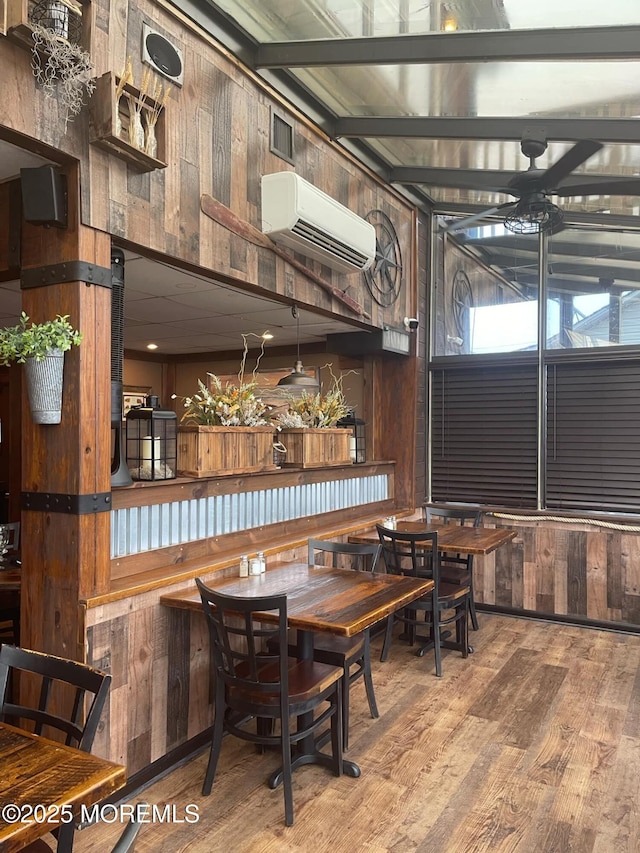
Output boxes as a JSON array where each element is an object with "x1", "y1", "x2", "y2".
[{"x1": 24, "y1": 349, "x2": 65, "y2": 424}]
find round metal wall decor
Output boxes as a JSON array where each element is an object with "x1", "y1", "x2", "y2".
[
  {"x1": 363, "y1": 210, "x2": 403, "y2": 307},
  {"x1": 452, "y1": 268, "x2": 474, "y2": 335}
]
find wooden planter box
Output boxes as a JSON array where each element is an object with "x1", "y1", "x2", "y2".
[
  {"x1": 177, "y1": 426, "x2": 275, "y2": 477},
  {"x1": 279, "y1": 428, "x2": 352, "y2": 469}
]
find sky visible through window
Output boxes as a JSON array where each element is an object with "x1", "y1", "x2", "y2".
[{"x1": 469, "y1": 294, "x2": 610, "y2": 353}]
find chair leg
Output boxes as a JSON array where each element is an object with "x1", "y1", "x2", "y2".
[
  {"x1": 380, "y1": 613, "x2": 394, "y2": 662},
  {"x1": 469, "y1": 574, "x2": 479, "y2": 631},
  {"x1": 280, "y1": 715, "x2": 294, "y2": 826},
  {"x1": 342, "y1": 663, "x2": 350, "y2": 751},
  {"x1": 362, "y1": 632, "x2": 379, "y2": 720},
  {"x1": 331, "y1": 680, "x2": 344, "y2": 778},
  {"x1": 432, "y1": 610, "x2": 443, "y2": 677},
  {"x1": 202, "y1": 684, "x2": 225, "y2": 796},
  {"x1": 461, "y1": 601, "x2": 470, "y2": 658}
]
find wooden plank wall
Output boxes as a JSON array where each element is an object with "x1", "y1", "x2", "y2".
[
  {"x1": 83, "y1": 0, "x2": 416, "y2": 333},
  {"x1": 476, "y1": 517, "x2": 640, "y2": 626},
  {"x1": 0, "y1": 0, "x2": 417, "y2": 332}
]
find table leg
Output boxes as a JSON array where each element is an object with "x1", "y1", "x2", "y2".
[{"x1": 267, "y1": 629, "x2": 360, "y2": 788}]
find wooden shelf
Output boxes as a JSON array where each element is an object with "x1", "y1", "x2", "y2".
[
  {"x1": 89, "y1": 71, "x2": 167, "y2": 172},
  {"x1": 4, "y1": 0, "x2": 87, "y2": 49}
]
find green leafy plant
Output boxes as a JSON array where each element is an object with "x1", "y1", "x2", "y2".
[
  {"x1": 275, "y1": 367, "x2": 351, "y2": 428},
  {"x1": 0, "y1": 312, "x2": 83, "y2": 365}
]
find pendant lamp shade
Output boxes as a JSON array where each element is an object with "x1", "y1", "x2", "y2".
[{"x1": 277, "y1": 306, "x2": 320, "y2": 394}]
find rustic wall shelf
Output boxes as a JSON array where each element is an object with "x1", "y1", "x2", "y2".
[
  {"x1": 89, "y1": 71, "x2": 167, "y2": 172},
  {"x1": 4, "y1": 0, "x2": 88, "y2": 49}
]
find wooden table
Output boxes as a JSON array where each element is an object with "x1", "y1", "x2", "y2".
[
  {"x1": 349, "y1": 520, "x2": 517, "y2": 555},
  {"x1": 0, "y1": 722, "x2": 126, "y2": 853},
  {"x1": 161, "y1": 561, "x2": 434, "y2": 781}
]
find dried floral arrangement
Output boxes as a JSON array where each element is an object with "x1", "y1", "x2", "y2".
[
  {"x1": 115, "y1": 58, "x2": 170, "y2": 154},
  {"x1": 180, "y1": 335, "x2": 270, "y2": 427},
  {"x1": 274, "y1": 367, "x2": 352, "y2": 429}
]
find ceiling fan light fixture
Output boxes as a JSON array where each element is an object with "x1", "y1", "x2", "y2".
[{"x1": 504, "y1": 197, "x2": 563, "y2": 235}]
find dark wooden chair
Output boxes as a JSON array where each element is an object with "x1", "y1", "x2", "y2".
[
  {"x1": 306, "y1": 539, "x2": 381, "y2": 749},
  {"x1": 423, "y1": 505, "x2": 482, "y2": 630},
  {"x1": 268, "y1": 538, "x2": 381, "y2": 748},
  {"x1": 376, "y1": 525, "x2": 471, "y2": 677},
  {"x1": 196, "y1": 577, "x2": 343, "y2": 826},
  {"x1": 0, "y1": 645, "x2": 112, "y2": 853}
]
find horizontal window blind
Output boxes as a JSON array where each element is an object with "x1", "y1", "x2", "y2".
[
  {"x1": 431, "y1": 364, "x2": 538, "y2": 507},
  {"x1": 546, "y1": 360, "x2": 640, "y2": 512}
]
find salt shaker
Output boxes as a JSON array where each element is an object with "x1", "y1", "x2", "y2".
[
  {"x1": 257, "y1": 550, "x2": 266, "y2": 573},
  {"x1": 249, "y1": 557, "x2": 261, "y2": 576},
  {"x1": 239, "y1": 555, "x2": 249, "y2": 577}
]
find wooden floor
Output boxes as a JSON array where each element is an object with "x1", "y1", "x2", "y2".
[{"x1": 71, "y1": 613, "x2": 640, "y2": 853}]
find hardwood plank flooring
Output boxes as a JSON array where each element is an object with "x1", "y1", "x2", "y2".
[{"x1": 69, "y1": 614, "x2": 640, "y2": 852}]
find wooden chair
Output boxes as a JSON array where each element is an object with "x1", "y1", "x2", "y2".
[
  {"x1": 376, "y1": 526, "x2": 471, "y2": 677},
  {"x1": 423, "y1": 505, "x2": 482, "y2": 630},
  {"x1": 196, "y1": 578, "x2": 343, "y2": 826},
  {"x1": 268, "y1": 538, "x2": 381, "y2": 748},
  {"x1": 0, "y1": 646, "x2": 112, "y2": 853},
  {"x1": 305, "y1": 539, "x2": 381, "y2": 749}
]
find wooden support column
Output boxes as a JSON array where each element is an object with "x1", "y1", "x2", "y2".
[
  {"x1": 18, "y1": 162, "x2": 112, "y2": 663},
  {"x1": 371, "y1": 352, "x2": 418, "y2": 510}
]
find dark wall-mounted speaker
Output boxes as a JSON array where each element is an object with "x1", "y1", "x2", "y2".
[
  {"x1": 20, "y1": 165, "x2": 67, "y2": 228},
  {"x1": 142, "y1": 24, "x2": 184, "y2": 86}
]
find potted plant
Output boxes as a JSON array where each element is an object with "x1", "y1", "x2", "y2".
[
  {"x1": 0, "y1": 311, "x2": 82, "y2": 424},
  {"x1": 274, "y1": 369, "x2": 353, "y2": 468},
  {"x1": 177, "y1": 335, "x2": 275, "y2": 477}
]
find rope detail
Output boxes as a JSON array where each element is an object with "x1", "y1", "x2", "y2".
[{"x1": 489, "y1": 512, "x2": 640, "y2": 533}]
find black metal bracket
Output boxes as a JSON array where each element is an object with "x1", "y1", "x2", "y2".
[
  {"x1": 21, "y1": 261, "x2": 112, "y2": 290},
  {"x1": 21, "y1": 491, "x2": 112, "y2": 515}
]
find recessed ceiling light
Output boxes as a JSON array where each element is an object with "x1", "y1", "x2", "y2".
[{"x1": 147, "y1": 343, "x2": 158, "y2": 350}]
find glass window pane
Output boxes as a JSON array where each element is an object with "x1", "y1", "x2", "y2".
[
  {"x1": 434, "y1": 217, "x2": 539, "y2": 355},
  {"x1": 545, "y1": 227, "x2": 640, "y2": 348}
]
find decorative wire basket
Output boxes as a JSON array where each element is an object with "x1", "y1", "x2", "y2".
[{"x1": 30, "y1": 0, "x2": 83, "y2": 45}]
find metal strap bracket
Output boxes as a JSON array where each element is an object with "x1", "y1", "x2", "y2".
[
  {"x1": 21, "y1": 261, "x2": 112, "y2": 290},
  {"x1": 21, "y1": 491, "x2": 112, "y2": 515}
]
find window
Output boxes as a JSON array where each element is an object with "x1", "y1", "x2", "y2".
[{"x1": 431, "y1": 218, "x2": 640, "y2": 512}]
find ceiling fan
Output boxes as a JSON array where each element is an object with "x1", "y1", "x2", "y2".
[{"x1": 444, "y1": 134, "x2": 640, "y2": 236}]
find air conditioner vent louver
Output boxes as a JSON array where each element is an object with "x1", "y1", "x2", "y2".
[
  {"x1": 261, "y1": 172, "x2": 376, "y2": 274},
  {"x1": 290, "y1": 219, "x2": 372, "y2": 269}
]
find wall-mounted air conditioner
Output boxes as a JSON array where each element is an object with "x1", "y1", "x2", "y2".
[{"x1": 261, "y1": 172, "x2": 376, "y2": 274}]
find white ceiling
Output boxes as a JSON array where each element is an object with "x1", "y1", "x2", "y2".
[{"x1": 0, "y1": 139, "x2": 361, "y2": 356}]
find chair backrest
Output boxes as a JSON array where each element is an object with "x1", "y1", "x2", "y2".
[
  {"x1": 196, "y1": 577, "x2": 289, "y2": 704},
  {"x1": 308, "y1": 538, "x2": 380, "y2": 572},
  {"x1": 376, "y1": 525, "x2": 440, "y2": 594},
  {"x1": 422, "y1": 506, "x2": 481, "y2": 528},
  {"x1": 0, "y1": 646, "x2": 111, "y2": 751}
]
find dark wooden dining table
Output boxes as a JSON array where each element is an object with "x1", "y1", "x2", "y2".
[
  {"x1": 349, "y1": 520, "x2": 517, "y2": 555},
  {"x1": 0, "y1": 722, "x2": 126, "y2": 853},
  {"x1": 161, "y1": 561, "x2": 434, "y2": 781}
]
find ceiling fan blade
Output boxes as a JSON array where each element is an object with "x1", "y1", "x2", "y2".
[
  {"x1": 555, "y1": 177, "x2": 640, "y2": 197},
  {"x1": 442, "y1": 202, "x2": 516, "y2": 234},
  {"x1": 539, "y1": 140, "x2": 604, "y2": 191}
]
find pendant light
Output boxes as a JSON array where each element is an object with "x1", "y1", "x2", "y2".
[{"x1": 276, "y1": 305, "x2": 320, "y2": 394}]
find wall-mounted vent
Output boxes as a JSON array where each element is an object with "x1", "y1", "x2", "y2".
[
  {"x1": 142, "y1": 24, "x2": 184, "y2": 86},
  {"x1": 270, "y1": 110, "x2": 294, "y2": 164},
  {"x1": 261, "y1": 172, "x2": 376, "y2": 274}
]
